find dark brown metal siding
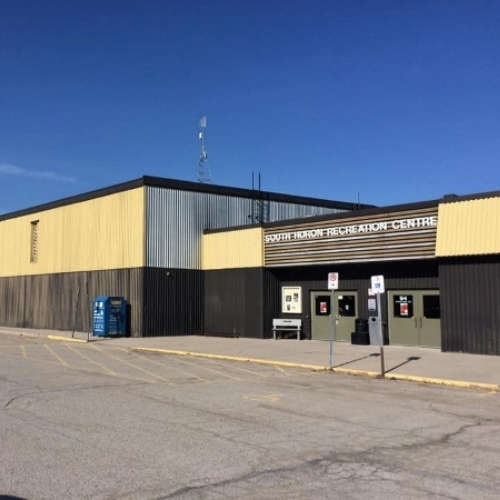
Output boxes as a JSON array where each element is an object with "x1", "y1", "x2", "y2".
[
  {"x1": 143, "y1": 267, "x2": 204, "y2": 337},
  {"x1": 440, "y1": 257, "x2": 500, "y2": 355},
  {"x1": 269, "y1": 261, "x2": 439, "y2": 339},
  {"x1": 0, "y1": 269, "x2": 144, "y2": 336},
  {"x1": 204, "y1": 268, "x2": 266, "y2": 338}
]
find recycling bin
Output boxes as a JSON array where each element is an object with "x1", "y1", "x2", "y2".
[
  {"x1": 369, "y1": 316, "x2": 382, "y2": 345},
  {"x1": 92, "y1": 296, "x2": 127, "y2": 337}
]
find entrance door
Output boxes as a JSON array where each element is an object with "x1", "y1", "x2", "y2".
[
  {"x1": 335, "y1": 291, "x2": 358, "y2": 341},
  {"x1": 388, "y1": 290, "x2": 441, "y2": 348},
  {"x1": 310, "y1": 291, "x2": 358, "y2": 341}
]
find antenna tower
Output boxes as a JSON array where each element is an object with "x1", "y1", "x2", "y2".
[{"x1": 197, "y1": 115, "x2": 212, "y2": 183}]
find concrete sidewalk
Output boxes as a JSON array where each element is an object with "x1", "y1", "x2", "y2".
[{"x1": 1, "y1": 326, "x2": 499, "y2": 391}]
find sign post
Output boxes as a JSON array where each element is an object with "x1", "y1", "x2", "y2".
[
  {"x1": 371, "y1": 275, "x2": 386, "y2": 377},
  {"x1": 327, "y1": 272, "x2": 339, "y2": 370}
]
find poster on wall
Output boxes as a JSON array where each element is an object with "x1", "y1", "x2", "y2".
[{"x1": 282, "y1": 286, "x2": 302, "y2": 314}]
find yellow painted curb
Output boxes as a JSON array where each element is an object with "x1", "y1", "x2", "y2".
[
  {"x1": 133, "y1": 347, "x2": 500, "y2": 392},
  {"x1": 48, "y1": 335, "x2": 88, "y2": 343},
  {"x1": 384, "y1": 373, "x2": 500, "y2": 392},
  {"x1": 333, "y1": 367, "x2": 500, "y2": 391},
  {"x1": 134, "y1": 347, "x2": 328, "y2": 371},
  {"x1": 333, "y1": 367, "x2": 382, "y2": 378}
]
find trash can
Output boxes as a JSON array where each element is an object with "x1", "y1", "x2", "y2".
[
  {"x1": 368, "y1": 316, "x2": 382, "y2": 345},
  {"x1": 355, "y1": 318, "x2": 369, "y2": 334},
  {"x1": 351, "y1": 318, "x2": 369, "y2": 344},
  {"x1": 351, "y1": 331, "x2": 370, "y2": 345},
  {"x1": 92, "y1": 296, "x2": 127, "y2": 337}
]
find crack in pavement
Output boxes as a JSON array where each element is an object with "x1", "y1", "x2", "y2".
[{"x1": 151, "y1": 418, "x2": 497, "y2": 500}]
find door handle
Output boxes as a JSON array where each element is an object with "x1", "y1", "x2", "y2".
[{"x1": 414, "y1": 317, "x2": 418, "y2": 328}]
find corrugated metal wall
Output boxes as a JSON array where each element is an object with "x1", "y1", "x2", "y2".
[
  {"x1": 203, "y1": 263, "x2": 438, "y2": 339},
  {"x1": 270, "y1": 261, "x2": 439, "y2": 339},
  {"x1": 436, "y1": 197, "x2": 500, "y2": 256},
  {"x1": 146, "y1": 187, "x2": 344, "y2": 270},
  {"x1": 204, "y1": 268, "x2": 266, "y2": 338},
  {"x1": 0, "y1": 188, "x2": 145, "y2": 277},
  {"x1": 143, "y1": 267, "x2": 204, "y2": 336},
  {"x1": 202, "y1": 228, "x2": 263, "y2": 270},
  {"x1": 440, "y1": 257, "x2": 500, "y2": 355},
  {"x1": 267, "y1": 200, "x2": 343, "y2": 222},
  {"x1": 0, "y1": 269, "x2": 144, "y2": 336}
]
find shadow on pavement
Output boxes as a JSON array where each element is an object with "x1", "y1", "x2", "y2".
[{"x1": 385, "y1": 356, "x2": 421, "y2": 374}]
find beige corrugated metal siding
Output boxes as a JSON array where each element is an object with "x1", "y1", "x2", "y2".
[
  {"x1": 202, "y1": 228, "x2": 263, "y2": 269},
  {"x1": 0, "y1": 188, "x2": 146, "y2": 277},
  {"x1": 436, "y1": 197, "x2": 500, "y2": 256}
]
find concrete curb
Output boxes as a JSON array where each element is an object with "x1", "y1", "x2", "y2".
[
  {"x1": 133, "y1": 347, "x2": 500, "y2": 392},
  {"x1": 383, "y1": 373, "x2": 500, "y2": 392},
  {"x1": 47, "y1": 335, "x2": 88, "y2": 344},
  {"x1": 134, "y1": 347, "x2": 328, "y2": 371}
]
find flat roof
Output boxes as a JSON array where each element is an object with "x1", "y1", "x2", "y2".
[{"x1": 0, "y1": 175, "x2": 373, "y2": 222}]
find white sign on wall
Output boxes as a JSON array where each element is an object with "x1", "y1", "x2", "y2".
[
  {"x1": 371, "y1": 275, "x2": 385, "y2": 294},
  {"x1": 328, "y1": 272, "x2": 339, "y2": 290},
  {"x1": 282, "y1": 286, "x2": 302, "y2": 314}
]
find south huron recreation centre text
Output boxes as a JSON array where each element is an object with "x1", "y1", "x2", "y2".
[{"x1": 264, "y1": 216, "x2": 438, "y2": 243}]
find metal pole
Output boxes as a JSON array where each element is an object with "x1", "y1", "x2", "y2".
[
  {"x1": 377, "y1": 292, "x2": 385, "y2": 377},
  {"x1": 71, "y1": 285, "x2": 81, "y2": 339},
  {"x1": 329, "y1": 289, "x2": 335, "y2": 370}
]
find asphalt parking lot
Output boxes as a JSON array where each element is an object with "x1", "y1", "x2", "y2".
[{"x1": 1, "y1": 334, "x2": 500, "y2": 500}]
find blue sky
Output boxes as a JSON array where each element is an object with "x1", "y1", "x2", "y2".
[{"x1": 1, "y1": 0, "x2": 499, "y2": 214}]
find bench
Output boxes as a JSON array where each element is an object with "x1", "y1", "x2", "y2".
[{"x1": 272, "y1": 319, "x2": 302, "y2": 340}]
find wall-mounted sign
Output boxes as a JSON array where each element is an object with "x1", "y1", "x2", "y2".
[
  {"x1": 265, "y1": 216, "x2": 438, "y2": 244},
  {"x1": 393, "y1": 295, "x2": 414, "y2": 318},
  {"x1": 264, "y1": 207, "x2": 439, "y2": 267},
  {"x1": 371, "y1": 275, "x2": 385, "y2": 294},
  {"x1": 327, "y1": 272, "x2": 339, "y2": 290},
  {"x1": 282, "y1": 286, "x2": 302, "y2": 314}
]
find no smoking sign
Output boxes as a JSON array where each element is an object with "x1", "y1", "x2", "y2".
[{"x1": 328, "y1": 272, "x2": 339, "y2": 290}]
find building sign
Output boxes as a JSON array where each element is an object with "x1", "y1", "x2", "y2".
[
  {"x1": 264, "y1": 207, "x2": 439, "y2": 267},
  {"x1": 282, "y1": 286, "x2": 302, "y2": 314},
  {"x1": 265, "y1": 216, "x2": 437, "y2": 244}
]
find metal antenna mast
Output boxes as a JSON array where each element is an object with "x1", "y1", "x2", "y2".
[{"x1": 197, "y1": 115, "x2": 212, "y2": 183}]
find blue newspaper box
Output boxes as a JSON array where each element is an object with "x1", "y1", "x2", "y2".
[{"x1": 92, "y1": 296, "x2": 127, "y2": 337}]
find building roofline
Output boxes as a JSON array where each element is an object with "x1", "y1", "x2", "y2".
[
  {"x1": 439, "y1": 189, "x2": 500, "y2": 204},
  {"x1": 203, "y1": 198, "x2": 441, "y2": 235},
  {"x1": 141, "y1": 175, "x2": 371, "y2": 209},
  {"x1": 204, "y1": 187, "x2": 500, "y2": 234},
  {"x1": 0, "y1": 175, "x2": 373, "y2": 222},
  {"x1": 259, "y1": 198, "x2": 441, "y2": 229}
]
